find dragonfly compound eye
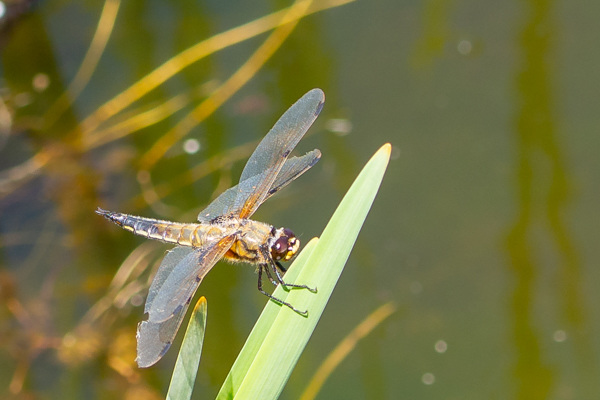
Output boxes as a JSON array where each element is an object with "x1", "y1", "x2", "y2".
[{"x1": 271, "y1": 229, "x2": 299, "y2": 261}]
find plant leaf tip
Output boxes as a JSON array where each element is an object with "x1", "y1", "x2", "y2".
[
  {"x1": 380, "y1": 143, "x2": 392, "y2": 156},
  {"x1": 193, "y1": 296, "x2": 207, "y2": 312}
]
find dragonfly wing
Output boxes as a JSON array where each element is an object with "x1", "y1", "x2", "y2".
[
  {"x1": 145, "y1": 235, "x2": 236, "y2": 323},
  {"x1": 136, "y1": 234, "x2": 236, "y2": 367},
  {"x1": 136, "y1": 303, "x2": 187, "y2": 368},
  {"x1": 264, "y1": 149, "x2": 321, "y2": 201},
  {"x1": 144, "y1": 246, "x2": 194, "y2": 313},
  {"x1": 197, "y1": 150, "x2": 321, "y2": 222},
  {"x1": 197, "y1": 183, "x2": 240, "y2": 223},
  {"x1": 234, "y1": 89, "x2": 324, "y2": 219}
]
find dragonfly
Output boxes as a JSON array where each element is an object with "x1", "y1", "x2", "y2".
[{"x1": 97, "y1": 88, "x2": 324, "y2": 368}]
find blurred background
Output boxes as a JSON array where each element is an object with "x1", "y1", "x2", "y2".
[{"x1": 1, "y1": 0, "x2": 599, "y2": 398}]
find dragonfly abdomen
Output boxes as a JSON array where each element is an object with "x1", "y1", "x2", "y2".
[{"x1": 96, "y1": 208, "x2": 219, "y2": 248}]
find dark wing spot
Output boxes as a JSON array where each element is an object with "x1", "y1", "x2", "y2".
[
  {"x1": 315, "y1": 100, "x2": 325, "y2": 116},
  {"x1": 282, "y1": 149, "x2": 291, "y2": 158},
  {"x1": 158, "y1": 343, "x2": 171, "y2": 358},
  {"x1": 173, "y1": 304, "x2": 183, "y2": 315}
]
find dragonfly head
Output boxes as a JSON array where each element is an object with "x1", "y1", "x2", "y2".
[{"x1": 270, "y1": 228, "x2": 299, "y2": 262}]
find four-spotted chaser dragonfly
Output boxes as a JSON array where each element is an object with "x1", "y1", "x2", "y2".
[{"x1": 97, "y1": 88, "x2": 324, "y2": 367}]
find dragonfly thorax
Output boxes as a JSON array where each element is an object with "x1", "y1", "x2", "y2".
[{"x1": 222, "y1": 221, "x2": 299, "y2": 265}]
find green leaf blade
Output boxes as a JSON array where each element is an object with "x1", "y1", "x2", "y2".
[
  {"x1": 217, "y1": 144, "x2": 391, "y2": 400},
  {"x1": 166, "y1": 296, "x2": 208, "y2": 400}
]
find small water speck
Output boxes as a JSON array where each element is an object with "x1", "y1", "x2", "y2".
[
  {"x1": 457, "y1": 40, "x2": 472, "y2": 55},
  {"x1": 553, "y1": 330, "x2": 567, "y2": 342},
  {"x1": 422, "y1": 372, "x2": 435, "y2": 385},
  {"x1": 325, "y1": 118, "x2": 353, "y2": 136},
  {"x1": 33, "y1": 73, "x2": 50, "y2": 92},
  {"x1": 435, "y1": 340, "x2": 447, "y2": 353},
  {"x1": 183, "y1": 138, "x2": 201, "y2": 154}
]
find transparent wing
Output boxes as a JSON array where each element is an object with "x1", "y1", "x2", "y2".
[
  {"x1": 264, "y1": 149, "x2": 321, "y2": 201},
  {"x1": 144, "y1": 246, "x2": 194, "y2": 313},
  {"x1": 197, "y1": 150, "x2": 321, "y2": 222},
  {"x1": 145, "y1": 236, "x2": 236, "y2": 323},
  {"x1": 234, "y1": 88, "x2": 324, "y2": 219},
  {"x1": 136, "y1": 303, "x2": 187, "y2": 368},
  {"x1": 136, "y1": 235, "x2": 236, "y2": 367},
  {"x1": 197, "y1": 172, "x2": 264, "y2": 223}
]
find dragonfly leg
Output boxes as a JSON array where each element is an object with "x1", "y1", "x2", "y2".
[
  {"x1": 272, "y1": 260, "x2": 317, "y2": 293},
  {"x1": 263, "y1": 263, "x2": 279, "y2": 286},
  {"x1": 275, "y1": 261, "x2": 287, "y2": 273},
  {"x1": 257, "y1": 264, "x2": 308, "y2": 316}
]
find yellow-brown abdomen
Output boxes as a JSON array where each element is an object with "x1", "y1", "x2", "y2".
[{"x1": 96, "y1": 208, "x2": 226, "y2": 248}]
